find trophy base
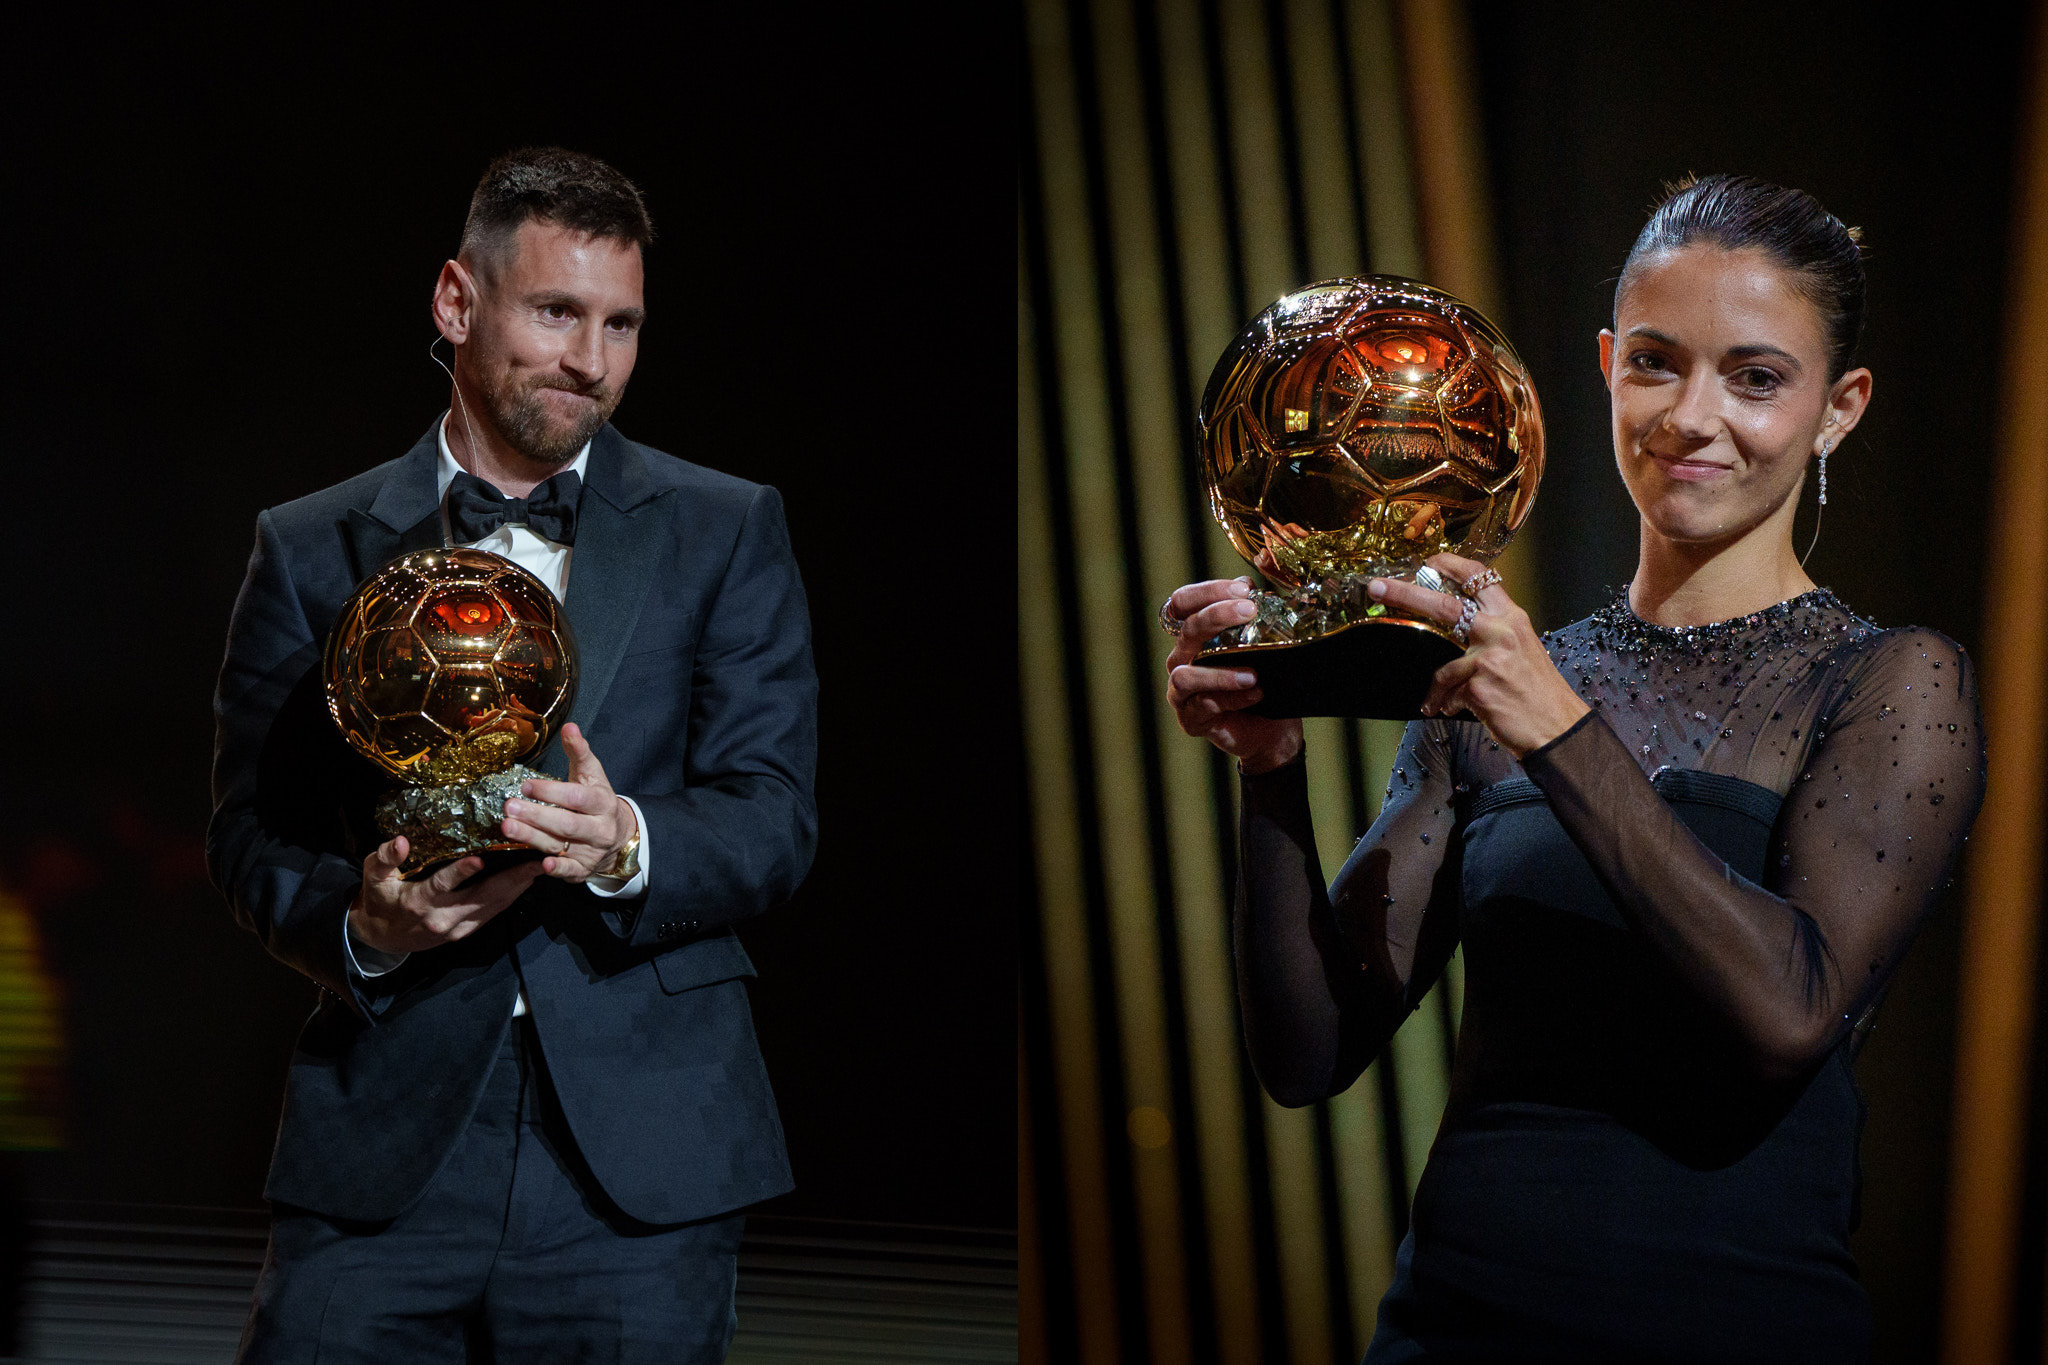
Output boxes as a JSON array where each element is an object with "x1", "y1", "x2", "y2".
[
  {"x1": 1197, "y1": 615, "x2": 1463, "y2": 720},
  {"x1": 376, "y1": 764, "x2": 551, "y2": 880}
]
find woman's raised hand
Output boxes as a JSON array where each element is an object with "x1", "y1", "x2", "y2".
[
  {"x1": 1164, "y1": 578, "x2": 1303, "y2": 774},
  {"x1": 1369, "y1": 553, "x2": 1589, "y2": 758}
]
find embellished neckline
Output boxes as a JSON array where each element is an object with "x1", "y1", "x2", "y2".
[
  {"x1": 1581, "y1": 586, "x2": 1865, "y2": 659},
  {"x1": 1615, "y1": 585, "x2": 1837, "y2": 635}
]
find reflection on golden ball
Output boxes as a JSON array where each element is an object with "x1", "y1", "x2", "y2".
[
  {"x1": 324, "y1": 548, "x2": 577, "y2": 787},
  {"x1": 1199, "y1": 276, "x2": 1544, "y2": 587}
]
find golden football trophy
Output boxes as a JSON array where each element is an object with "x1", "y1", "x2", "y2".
[
  {"x1": 1196, "y1": 275, "x2": 1544, "y2": 718},
  {"x1": 325, "y1": 548, "x2": 579, "y2": 877}
]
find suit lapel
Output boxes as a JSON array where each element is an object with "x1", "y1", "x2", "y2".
[
  {"x1": 342, "y1": 425, "x2": 445, "y2": 583},
  {"x1": 550, "y1": 428, "x2": 668, "y2": 778}
]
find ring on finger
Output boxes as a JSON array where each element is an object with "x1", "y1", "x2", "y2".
[
  {"x1": 1158, "y1": 596, "x2": 1185, "y2": 635},
  {"x1": 1458, "y1": 568, "x2": 1503, "y2": 600},
  {"x1": 1450, "y1": 596, "x2": 1480, "y2": 648}
]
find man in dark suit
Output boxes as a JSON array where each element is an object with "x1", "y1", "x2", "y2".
[{"x1": 207, "y1": 147, "x2": 817, "y2": 1362}]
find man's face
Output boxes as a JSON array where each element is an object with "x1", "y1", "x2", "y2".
[{"x1": 460, "y1": 220, "x2": 646, "y2": 466}]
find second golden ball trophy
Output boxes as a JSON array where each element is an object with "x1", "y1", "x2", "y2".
[
  {"x1": 324, "y1": 548, "x2": 579, "y2": 878},
  {"x1": 1196, "y1": 275, "x2": 1545, "y2": 719}
]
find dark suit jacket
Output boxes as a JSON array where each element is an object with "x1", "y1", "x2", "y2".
[{"x1": 207, "y1": 422, "x2": 818, "y2": 1225}]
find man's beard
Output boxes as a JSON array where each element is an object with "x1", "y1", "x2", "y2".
[{"x1": 479, "y1": 371, "x2": 622, "y2": 467}]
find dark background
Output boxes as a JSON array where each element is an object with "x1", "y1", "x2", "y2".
[
  {"x1": 3, "y1": 14, "x2": 1014, "y2": 1233},
  {"x1": 1471, "y1": 3, "x2": 2045, "y2": 1358}
]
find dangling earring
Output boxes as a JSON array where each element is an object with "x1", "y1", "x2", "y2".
[{"x1": 1802, "y1": 437, "x2": 1833, "y2": 567}]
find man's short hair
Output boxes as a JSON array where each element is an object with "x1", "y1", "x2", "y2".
[{"x1": 459, "y1": 147, "x2": 655, "y2": 275}]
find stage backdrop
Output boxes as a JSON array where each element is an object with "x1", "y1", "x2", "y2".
[
  {"x1": 1023, "y1": 4, "x2": 1518, "y2": 1362},
  {"x1": 1021, "y1": 3, "x2": 2048, "y2": 1364},
  {"x1": 3, "y1": 12, "x2": 1015, "y2": 1242}
]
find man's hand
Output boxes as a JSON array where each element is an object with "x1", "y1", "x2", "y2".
[
  {"x1": 501, "y1": 723, "x2": 639, "y2": 883},
  {"x1": 348, "y1": 838, "x2": 547, "y2": 958}
]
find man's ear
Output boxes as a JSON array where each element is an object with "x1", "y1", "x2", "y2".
[{"x1": 431, "y1": 259, "x2": 479, "y2": 345}]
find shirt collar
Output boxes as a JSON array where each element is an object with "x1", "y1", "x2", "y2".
[{"x1": 436, "y1": 410, "x2": 592, "y2": 499}]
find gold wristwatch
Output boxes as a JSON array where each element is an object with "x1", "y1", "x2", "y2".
[{"x1": 599, "y1": 817, "x2": 642, "y2": 882}]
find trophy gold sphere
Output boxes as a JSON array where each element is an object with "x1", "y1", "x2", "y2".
[
  {"x1": 1195, "y1": 276, "x2": 1546, "y2": 718},
  {"x1": 326, "y1": 548, "x2": 578, "y2": 785},
  {"x1": 325, "y1": 548, "x2": 578, "y2": 875},
  {"x1": 1200, "y1": 274, "x2": 1543, "y2": 585}
]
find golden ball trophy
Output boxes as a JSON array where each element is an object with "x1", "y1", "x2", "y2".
[
  {"x1": 1196, "y1": 275, "x2": 1545, "y2": 718},
  {"x1": 324, "y1": 548, "x2": 579, "y2": 878}
]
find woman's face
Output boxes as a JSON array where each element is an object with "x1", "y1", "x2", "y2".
[{"x1": 1600, "y1": 245, "x2": 1869, "y2": 548}]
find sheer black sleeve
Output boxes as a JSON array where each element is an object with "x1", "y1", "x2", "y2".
[
  {"x1": 1235, "y1": 721, "x2": 1464, "y2": 1106},
  {"x1": 1519, "y1": 627, "x2": 1985, "y2": 1080}
]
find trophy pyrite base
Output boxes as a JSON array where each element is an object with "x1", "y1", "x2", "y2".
[{"x1": 376, "y1": 763, "x2": 552, "y2": 880}]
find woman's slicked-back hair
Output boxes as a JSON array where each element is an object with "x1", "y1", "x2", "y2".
[{"x1": 1618, "y1": 174, "x2": 1866, "y2": 381}]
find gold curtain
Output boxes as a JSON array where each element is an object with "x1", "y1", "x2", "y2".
[
  {"x1": 1020, "y1": 4, "x2": 1520, "y2": 1360},
  {"x1": 1940, "y1": 9, "x2": 2048, "y2": 1363}
]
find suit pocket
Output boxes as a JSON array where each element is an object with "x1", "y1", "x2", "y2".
[{"x1": 650, "y1": 931, "x2": 758, "y2": 995}]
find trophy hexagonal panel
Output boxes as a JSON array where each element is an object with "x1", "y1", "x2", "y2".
[
  {"x1": 1199, "y1": 275, "x2": 1544, "y2": 587},
  {"x1": 325, "y1": 548, "x2": 578, "y2": 786}
]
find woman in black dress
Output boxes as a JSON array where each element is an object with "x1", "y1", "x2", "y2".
[{"x1": 1161, "y1": 176, "x2": 1985, "y2": 1363}]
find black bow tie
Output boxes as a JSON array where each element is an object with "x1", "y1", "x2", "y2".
[{"x1": 446, "y1": 470, "x2": 582, "y2": 547}]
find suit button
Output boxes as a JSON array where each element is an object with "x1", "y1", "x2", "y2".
[
  {"x1": 683, "y1": 920, "x2": 701, "y2": 932},
  {"x1": 657, "y1": 921, "x2": 677, "y2": 939}
]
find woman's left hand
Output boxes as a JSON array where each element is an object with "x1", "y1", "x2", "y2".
[{"x1": 1369, "y1": 553, "x2": 1590, "y2": 758}]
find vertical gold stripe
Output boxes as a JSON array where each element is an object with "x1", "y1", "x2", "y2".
[
  {"x1": 1332, "y1": 688, "x2": 1402, "y2": 1342},
  {"x1": 1391, "y1": 0, "x2": 1539, "y2": 617},
  {"x1": 1389, "y1": 0, "x2": 1499, "y2": 315},
  {"x1": 1030, "y1": 2, "x2": 1193, "y2": 1358},
  {"x1": 1357, "y1": 719, "x2": 1405, "y2": 823},
  {"x1": 1304, "y1": 717, "x2": 1358, "y2": 890},
  {"x1": 1220, "y1": 0, "x2": 1351, "y2": 1350},
  {"x1": 1329, "y1": 1075, "x2": 1396, "y2": 1329},
  {"x1": 1217, "y1": 0, "x2": 1297, "y2": 305},
  {"x1": 1283, "y1": 0, "x2": 1364, "y2": 280},
  {"x1": 1088, "y1": 4, "x2": 1258, "y2": 1362},
  {"x1": 1287, "y1": 713, "x2": 1356, "y2": 1365},
  {"x1": 1941, "y1": 19, "x2": 2048, "y2": 1361},
  {"x1": 1148, "y1": 7, "x2": 1267, "y2": 1362},
  {"x1": 1215, "y1": 2, "x2": 1338, "y2": 1353},
  {"x1": 1018, "y1": 222, "x2": 1122, "y2": 1362},
  {"x1": 1346, "y1": 0, "x2": 1423, "y2": 279},
  {"x1": 1156, "y1": 0, "x2": 1256, "y2": 579},
  {"x1": 1441, "y1": 947, "x2": 1466, "y2": 1047},
  {"x1": 1263, "y1": 1097, "x2": 1335, "y2": 1364},
  {"x1": 1386, "y1": 989, "x2": 1449, "y2": 1198}
]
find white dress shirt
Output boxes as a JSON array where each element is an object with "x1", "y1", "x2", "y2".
[{"x1": 346, "y1": 414, "x2": 653, "y2": 1016}]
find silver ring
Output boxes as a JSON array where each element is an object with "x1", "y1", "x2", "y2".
[
  {"x1": 1458, "y1": 568, "x2": 1503, "y2": 600},
  {"x1": 1159, "y1": 596, "x2": 1185, "y2": 636},
  {"x1": 1450, "y1": 596, "x2": 1480, "y2": 648}
]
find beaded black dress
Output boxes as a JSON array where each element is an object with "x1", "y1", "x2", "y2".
[{"x1": 1235, "y1": 591, "x2": 1984, "y2": 1364}]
